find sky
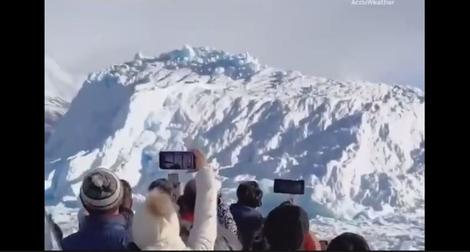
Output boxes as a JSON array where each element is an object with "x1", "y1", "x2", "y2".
[{"x1": 45, "y1": 0, "x2": 424, "y2": 89}]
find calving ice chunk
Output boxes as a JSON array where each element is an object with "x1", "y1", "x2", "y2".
[{"x1": 44, "y1": 46, "x2": 424, "y2": 250}]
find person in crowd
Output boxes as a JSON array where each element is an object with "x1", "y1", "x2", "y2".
[
  {"x1": 229, "y1": 181, "x2": 264, "y2": 250},
  {"x1": 61, "y1": 168, "x2": 130, "y2": 250},
  {"x1": 147, "y1": 178, "x2": 173, "y2": 194},
  {"x1": 216, "y1": 194, "x2": 243, "y2": 250},
  {"x1": 177, "y1": 179, "x2": 242, "y2": 250},
  {"x1": 77, "y1": 178, "x2": 134, "y2": 233},
  {"x1": 326, "y1": 232, "x2": 370, "y2": 251},
  {"x1": 130, "y1": 149, "x2": 220, "y2": 250},
  {"x1": 177, "y1": 179, "x2": 197, "y2": 241},
  {"x1": 125, "y1": 178, "x2": 175, "y2": 250},
  {"x1": 280, "y1": 201, "x2": 322, "y2": 251},
  {"x1": 119, "y1": 179, "x2": 134, "y2": 240},
  {"x1": 45, "y1": 212, "x2": 62, "y2": 250},
  {"x1": 77, "y1": 205, "x2": 88, "y2": 231},
  {"x1": 319, "y1": 240, "x2": 329, "y2": 250},
  {"x1": 263, "y1": 201, "x2": 321, "y2": 251}
]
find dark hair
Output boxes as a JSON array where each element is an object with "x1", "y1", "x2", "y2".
[
  {"x1": 177, "y1": 179, "x2": 197, "y2": 215},
  {"x1": 263, "y1": 204, "x2": 309, "y2": 250},
  {"x1": 327, "y1": 232, "x2": 370, "y2": 251},
  {"x1": 236, "y1": 181, "x2": 263, "y2": 208},
  {"x1": 120, "y1": 179, "x2": 133, "y2": 210},
  {"x1": 148, "y1": 178, "x2": 172, "y2": 195}
]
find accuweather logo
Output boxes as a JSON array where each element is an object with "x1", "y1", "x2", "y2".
[{"x1": 352, "y1": 0, "x2": 395, "y2": 6}]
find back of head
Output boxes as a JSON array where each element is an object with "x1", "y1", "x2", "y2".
[
  {"x1": 263, "y1": 203, "x2": 309, "y2": 250},
  {"x1": 80, "y1": 168, "x2": 123, "y2": 215},
  {"x1": 132, "y1": 189, "x2": 184, "y2": 250},
  {"x1": 327, "y1": 232, "x2": 370, "y2": 251},
  {"x1": 120, "y1": 179, "x2": 133, "y2": 210},
  {"x1": 236, "y1": 181, "x2": 263, "y2": 208},
  {"x1": 177, "y1": 179, "x2": 197, "y2": 215},
  {"x1": 148, "y1": 178, "x2": 173, "y2": 195}
]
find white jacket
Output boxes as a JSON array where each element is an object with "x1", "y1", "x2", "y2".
[
  {"x1": 132, "y1": 167, "x2": 220, "y2": 250},
  {"x1": 214, "y1": 222, "x2": 242, "y2": 250},
  {"x1": 215, "y1": 200, "x2": 242, "y2": 250},
  {"x1": 181, "y1": 206, "x2": 242, "y2": 250}
]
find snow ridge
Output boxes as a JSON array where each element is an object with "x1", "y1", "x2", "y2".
[{"x1": 45, "y1": 55, "x2": 79, "y2": 143}]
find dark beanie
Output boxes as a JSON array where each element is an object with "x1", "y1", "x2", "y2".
[
  {"x1": 264, "y1": 203, "x2": 309, "y2": 250},
  {"x1": 80, "y1": 168, "x2": 123, "y2": 211}
]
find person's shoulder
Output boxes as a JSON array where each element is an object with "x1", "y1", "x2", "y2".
[
  {"x1": 230, "y1": 203, "x2": 245, "y2": 213},
  {"x1": 229, "y1": 202, "x2": 238, "y2": 208},
  {"x1": 245, "y1": 206, "x2": 262, "y2": 217},
  {"x1": 103, "y1": 228, "x2": 130, "y2": 249},
  {"x1": 101, "y1": 222, "x2": 129, "y2": 241},
  {"x1": 107, "y1": 225, "x2": 130, "y2": 237},
  {"x1": 61, "y1": 231, "x2": 81, "y2": 249},
  {"x1": 62, "y1": 230, "x2": 80, "y2": 240},
  {"x1": 254, "y1": 208, "x2": 263, "y2": 218}
]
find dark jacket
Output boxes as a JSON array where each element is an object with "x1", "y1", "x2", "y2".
[
  {"x1": 229, "y1": 202, "x2": 264, "y2": 250},
  {"x1": 62, "y1": 214, "x2": 130, "y2": 250},
  {"x1": 120, "y1": 207, "x2": 134, "y2": 241}
]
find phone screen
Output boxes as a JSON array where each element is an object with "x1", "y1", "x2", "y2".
[
  {"x1": 273, "y1": 179, "x2": 305, "y2": 195},
  {"x1": 159, "y1": 151, "x2": 196, "y2": 170}
]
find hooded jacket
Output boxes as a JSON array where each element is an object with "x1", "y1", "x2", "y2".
[
  {"x1": 229, "y1": 202, "x2": 264, "y2": 249},
  {"x1": 180, "y1": 191, "x2": 242, "y2": 250},
  {"x1": 131, "y1": 167, "x2": 220, "y2": 250},
  {"x1": 77, "y1": 207, "x2": 134, "y2": 241}
]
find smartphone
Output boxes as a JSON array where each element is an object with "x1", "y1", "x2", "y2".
[
  {"x1": 159, "y1": 151, "x2": 196, "y2": 170},
  {"x1": 273, "y1": 179, "x2": 305, "y2": 195}
]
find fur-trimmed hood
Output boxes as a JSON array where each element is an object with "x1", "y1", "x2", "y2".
[
  {"x1": 132, "y1": 188, "x2": 187, "y2": 250},
  {"x1": 132, "y1": 167, "x2": 220, "y2": 250}
]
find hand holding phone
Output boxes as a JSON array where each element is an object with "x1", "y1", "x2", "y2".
[{"x1": 190, "y1": 149, "x2": 207, "y2": 171}]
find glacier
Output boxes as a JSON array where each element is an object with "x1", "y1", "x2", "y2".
[
  {"x1": 45, "y1": 46, "x2": 424, "y2": 250},
  {"x1": 45, "y1": 55, "x2": 82, "y2": 142}
]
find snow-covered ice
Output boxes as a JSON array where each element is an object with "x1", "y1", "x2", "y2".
[
  {"x1": 45, "y1": 55, "x2": 84, "y2": 142},
  {"x1": 45, "y1": 46, "x2": 424, "y2": 250}
]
